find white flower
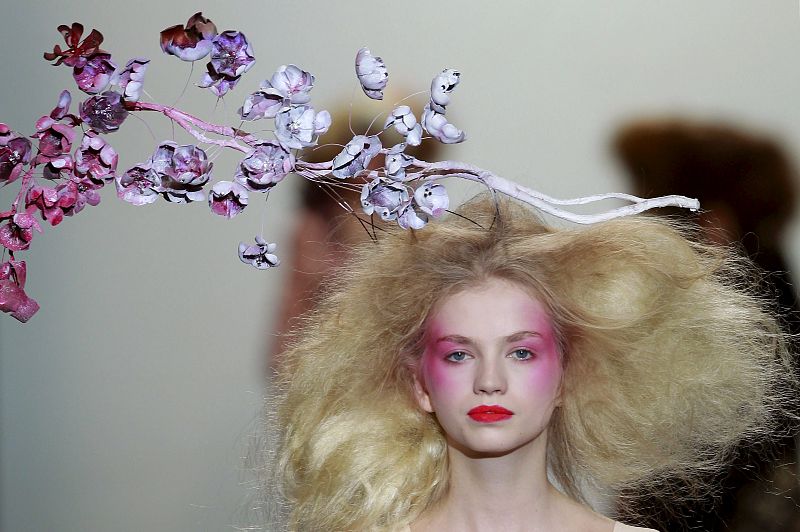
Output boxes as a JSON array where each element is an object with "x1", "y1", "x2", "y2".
[
  {"x1": 421, "y1": 105, "x2": 465, "y2": 144},
  {"x1": 355, "y1": 47, "x2": 388, "y2": 100},
  {"x1": 414, "y1": 182, "x2": 449, "y2": 217},
  {"x1": 385, "y1": 144, "x2": 413, "y2": 181},
  {"x1": 360, "y1": 178, "x2": 409, "y2": 221},
  {"x1": 430, "y1": 68, "x2": 460, "y2": 112},
  {"x1": 331, "y1": 135, "x2": 382, "y2": 179},
  {"x1": 264, "y1": 64, "x2": 315, "y2": 105},
  {"x1": 275, "y1": 105, "x2": 324, "y2": 149}
]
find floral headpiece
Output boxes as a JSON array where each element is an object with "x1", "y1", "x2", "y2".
[{"x1": 0, "y1": 13, "x2": 699, "y2": 323}]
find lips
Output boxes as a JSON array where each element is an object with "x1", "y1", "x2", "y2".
[{"x1": 467, "y1": 404, "x2": 514, "y2": 423}]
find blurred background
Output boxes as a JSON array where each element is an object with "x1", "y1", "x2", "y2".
[{"x1": 2, "y1": 1, "x2": 800, "y2": 530}]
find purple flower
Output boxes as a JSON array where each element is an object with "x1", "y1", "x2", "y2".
[
  {"x1": 72, "y1": 52, "x2": 116, "y2": 95},
  {"x1": 79, "y1": 90, "x2": 129, "y2": 133},
  {"x1": 275, "y1": 105, "x2": 329, "y2": 149},
  {"x1": 208, "y1": 180, "x2": 248, "y2": 218},
  {"x1": 355, "y1": 47, "x2": 388, "y2": 100},
  {"x1": 238, "y1": 235, "x2": 279, "y2": 269},
  {"x1": 25, "y1": 182, "x2": 81, "y2": 226},
  {"x1": 160, "y1": 12, "x2": 217, "y2": 62},
  {"x1": 116, "y1": 163, "x2": 162, "y2": 206},
  {"x1": 421, "y1": 104, "x2": 465, "y2": 144},
  {"x1": 414, "y1": 182, "x2": 449, "y2": 218},
  {"x1": 0, "y1": 259, "x2": 39, "y2": 323},
  {"x1": 239, "y1": 88, "x2": 284, "y2": 121},
  {"x1": 397, "y1": 204, "x2": 428, "y2": 230},
  {"x1": 0, "y1": 126, "x2": 32, "y2": 185},
  {"x1": 74, "y1": 132, "x2": 118, "y2": 184},
  {"x1": 117, "y1": 58, "x2": 149, "y2": 102},
  {"x1": 430, "y1": 68, "x2": 460, "y2": 113},
  {"x1": 0, "y1": 212, "x2": 42, "y2": 251},
  {"x1": 360, "y1": 178, "x2": 409, "y2": 221},
  {"x1": 149, "y1": 141, "x2": 212, "y2": 203},
  {"x1": 32, "y1": 116, "x2": 76, "y2": 164},
  {"x1": 264, "y1": 64, "x2": 314, "y2": 104},
  {"x1": 385, "y1": 144, "x2": 413, "y2": 181},
  {"x1": 331, "y1": 135, "x2": 382, "y2": 179},
  {"x1": 234, "y1": 141, "x2": 295, "y2": 191},
  {"x1": 198, "y1": 31, "x2": 255, "y2": 97}
]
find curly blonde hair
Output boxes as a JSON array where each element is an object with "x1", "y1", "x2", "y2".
[{"x1": 259, "y1": 195, "x2": 796, "y2": 531}]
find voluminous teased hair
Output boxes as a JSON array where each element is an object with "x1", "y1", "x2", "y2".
[{"x1": 256, "y1": 194, "x2": 796, "y2": 531}]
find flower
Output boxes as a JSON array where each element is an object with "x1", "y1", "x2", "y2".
[
  {"x1": 79, "y1": 90, "x2": 129, "y2": 133},
  {"x1": 49, "y1": 90, "x2": 73, "y2": 121},
  {"x1": 384, "y1": 105, "x2": 417, "y2": 134},
  {"x1": 331, "y1": 135, "x2": 382, "y2": 179},
  {"x1": 72, "y1": 52, "x2": 116, "y2": 95},
  {"x1": 385, "y1": 143, "x2": 413, "y2": 181},
  {"x1": 59, "y1": 177, "x2": 101, "y2": 217},
  {"x1": 421, "y1": 104, "x2": 465, "y2": 144},
  {"x1": 208, "y1": 180, "x2": 248, "y2": 218},
  {"x1": 264, "y1": 64, "x2": 314, "y2": 105},
  {"x1": 355, "y1": 47, "x2": 388, "y2": 100},
  {"x1": 32, "y1": 116, "x2": 76, "y2": 164},
  {"x1": 159, "y1": 12, "x2": 217, "y2": 62},
  {"x1": 430, "y1": 68, "x2": 460, "y2": 112},
  {"x1": 74, "y1": 132, "x2": 118, "y2": 184},
  {"x1": 44, "y1": 22, "x2": 106, "y2": 68},
  {"x1": 275, "y1": 105, "x2": 329, "y2": 149},
  {"x1": 25, "y1": 183, "x2": 78, "y2": 226},
  {"x1": 239, "y1": 88, "x2": 284, "y2": 121},
  {"x1": 198, "y1": 31, "x2": 255, "y2": 97},
  {"x1": 238, "y1": 235, "x2": 279, "y2": 269},
  {"x1": 234, "y1": 141, "x2": 295, "y2": 191},
  {"x1": 414, "y1": 182, "x2": 449, "y2": 217},
  {"x1": 0, "y1": 211, "x2": 42, "y2": 251},
  {"x1": 149, "y1": 142, "x2": 212, "y2": 203},
  {"x1": 0, "y1": 259, "x2": 39, "y2": 323},
  {"x1": 0, "y1": 126, "x2": 32, "y2": 185},
  {"x1": 397, "y1": 204, "x2": 427, "y2": 230},
  {"x1": 117, "y1": 58, "x2": 149, "y2": 102},
  {"x1": 116, "y1": 163, "x2": 162, "y2": 206},
  {"x1": 360, "y1": 177, "x2": 409, "y2": 221}
]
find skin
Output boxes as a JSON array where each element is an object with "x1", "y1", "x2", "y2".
[{"x1": 411, "y1": 277, "x2": 616, "y2": 532}]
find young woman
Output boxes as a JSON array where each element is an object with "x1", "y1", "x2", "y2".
[{"x1": 260, "y1": 195, "x2": 795, "y2": 531}]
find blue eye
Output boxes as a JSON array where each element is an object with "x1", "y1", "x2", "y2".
[
  {"x1": 509, "y1": 349, "x2": 534, "y2": 361},
  {"x1": 445, "y1": 351, "x2": 470, "y2": 362}
]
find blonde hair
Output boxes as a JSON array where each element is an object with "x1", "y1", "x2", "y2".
[{"x1": 261, "y1": 195, "x2": 796, "y2": 531}]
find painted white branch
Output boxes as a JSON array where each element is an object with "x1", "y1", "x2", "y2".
[{"x1": 411, "y1": 159, "x2": 700, "y2": 224}]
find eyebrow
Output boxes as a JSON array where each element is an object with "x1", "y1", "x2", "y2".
[{"x1": 435, "y1": 331, "x2": 542, "y2": 346}]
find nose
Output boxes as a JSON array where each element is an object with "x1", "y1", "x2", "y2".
[{"x1": 474, "y1": 356, "x2": 507, "y2": 395}]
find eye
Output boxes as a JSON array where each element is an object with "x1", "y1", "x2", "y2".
[
  {"x1": 509, "y1": 348, "x2": 534, "y2": 361},
  {"x1": 445, "y1": 351, "x2": 471, "y2": 363}
]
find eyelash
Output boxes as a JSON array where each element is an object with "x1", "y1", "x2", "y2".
[{"x1": 443, "y1": 348, "x2": 535, "y2": 363}]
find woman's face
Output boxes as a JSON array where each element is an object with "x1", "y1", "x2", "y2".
[{"x1": 414, "y1": 277, "x2": 563, "y2": 456}]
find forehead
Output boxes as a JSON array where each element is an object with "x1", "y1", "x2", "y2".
[{"x1": 427, "y1": 278, "x2": 554, "y2": 338}]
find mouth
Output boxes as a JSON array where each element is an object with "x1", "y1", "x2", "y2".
[{"x1": 467, "y1": 404, "x2": 514, "y2": 423}]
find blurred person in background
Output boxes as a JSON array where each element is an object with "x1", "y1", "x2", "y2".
[{"x1": 613, "y1": 118, "x2": 799, "y2": 531}]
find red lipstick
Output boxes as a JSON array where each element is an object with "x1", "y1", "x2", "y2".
[{"x1": 467, "y1": 405, "x2": 514, "y2": 423}]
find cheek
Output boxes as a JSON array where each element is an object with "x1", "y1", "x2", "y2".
[
  {"x1": 522, "y1": 344, "x2": 563, "y2": 399},
  {"x1": 421, "y1": 352, "x2": 460, "y2": 397}
]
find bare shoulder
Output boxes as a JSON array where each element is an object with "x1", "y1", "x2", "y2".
[{"x1": 614, "y1": 522, "x2": 661, "y2": 532}]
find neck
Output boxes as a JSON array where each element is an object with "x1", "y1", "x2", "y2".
[{"x1": 422, "y1": 433, "x2": 561, "y2": 531}]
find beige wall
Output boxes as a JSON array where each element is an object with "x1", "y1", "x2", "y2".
[{"x1": 2, "y1": 1, "x2": 799, "y2": 530}]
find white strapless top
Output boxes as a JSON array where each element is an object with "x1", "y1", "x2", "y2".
[{"x1": 401, "y1": 522, "x2": 659, "y2": 532}]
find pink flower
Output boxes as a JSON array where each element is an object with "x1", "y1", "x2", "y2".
[
  {"x1": 149, "y1": 142, "x2": 212, "y2": 203},
  {"x1": 198, "y1": 31, "x2": 255, "y2": 97},
  {"x1": 0, "y1": 260, "x2": 39, "y2": 323},
  {"x1": 79, "y1": 90, "x2": 129, "y2": 133},
  {"x1": 208, "y1": 180, "x2": 248, "y2": 218},
  {"x1": 117, "y1": 58, "x2": 149, "y2": 102},
  {"x1": 0, "y1": 126, "x2": 32, "y2": 185},
  {"x1": 32, "y1": 116, "x2": 76, "y2": 164},
  {"x1": 116, "y1": 163, "x2": 162, "y2": 206},
  {"x1": 160, "y1": 12, "x2": 217, "y2": 62},
  {"x1": 0, "y1": 212, "x2": 42, "y2": 251},
  {"x1": 74, "y1": 132, "x2": 118, "y2": 184},
  {"x1": 25, "y1": 183, "x2": 75, "y2": 226}
]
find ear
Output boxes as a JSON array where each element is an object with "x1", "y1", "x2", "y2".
[{"x1": 412, "y1": 370, "x2": 434, "y2": 413}]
